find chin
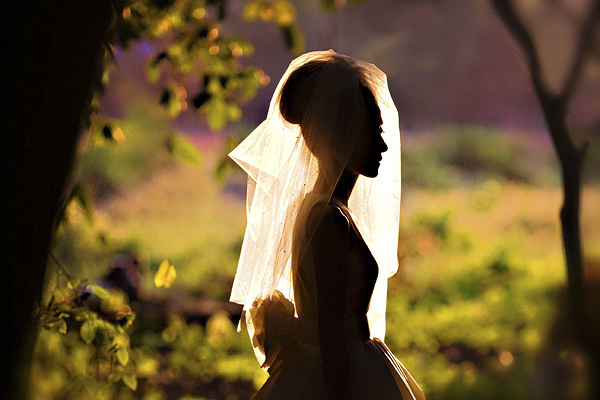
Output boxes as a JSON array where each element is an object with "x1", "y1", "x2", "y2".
[{"x1": 362, "y1": 168, "x2": 379, "y2": 178}]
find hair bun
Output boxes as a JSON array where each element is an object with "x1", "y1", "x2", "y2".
[
  {"x1": 279, "y1": 84, "x2": 305, "y2": 125},
  {"x1": 279, "y1": 60, "x2": 324, "y2": 125}
]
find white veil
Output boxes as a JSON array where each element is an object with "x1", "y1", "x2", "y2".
[{"x1": 229, "y1": 50, "x2": 401, "y2": 367}]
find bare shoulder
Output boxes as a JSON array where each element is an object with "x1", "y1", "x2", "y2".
[
  {"x1": 309, "y1": 202, "x2": 353, "y2": 281},
  {"x1": 309, "y1": 202, "x2": 350, "y2": 245}
]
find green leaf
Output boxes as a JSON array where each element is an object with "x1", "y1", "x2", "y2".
[
  {"x1": 114, "y1": 333, "x2": 130, "y2": 348},
  {"x1": 108, "y1": 371, "x2": 122, "y2": 383},
  {"x1": 281, "y1": 24, "x2": 305, "y2": 54},
  {"x1": 71, "y1": 184, "x2": 95, "y2": 223},
  {"x1": 155, "y1": 260, "x2": 177, "y2": 288},
  {"x1": 146, "y1": 63, "x2": 161, "y2": 83},
  {"x1": 58, "y1": 319, "x2": 67, "y2": 334},
  {"x1": 227, "y1": 103, "x2": 242, "y2": 121},
  {"x1": 273, "y1": 0, "x2": 296, "y2": 26},
  {"x1": 116, "y1": 347, "x2": 129, "y2": 366},
  {"x1": 74, "y1": 312, "x2": 87, "y2": 321},
  {"x1": 46, "y1": 294, "x2": 55, "y2": 310},
  {"x1": 169, "y1": 135, "x2": 202, "y2": 165},
  {"x1": 122, "y1": 373, "x2": 138, "y2": 391},
  {"x1": 82, "y1": 376, "x2": 98, "y2": 396},
  {"x1": 214, "y1": 156, "x2": 229, "y2": 182},
  {"x1": 80, "y1": 320, "x2": 96, "y2": 344},
  {"x1": 204, "y1": 97, "x2": 227, "y2": 130},
  {"x1": 242, "y1": 1, "x2": 260, "y2": 21},
  {"x1": 66, "y1": 278, "x2": 82, "y2": 290},
  {"x1": 207, "y1": 77, "x2": 222, "y2": 95},
  {"x1": 321, "y1": 0, "x2": 336, "y2": 10},
  {"x1": 91, "y1": 284, "x2": 110, "y2": 299},
  {"x1": 121, "y1": 313, "x2": 136, "y2": 329}
]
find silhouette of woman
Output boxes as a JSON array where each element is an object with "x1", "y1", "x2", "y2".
[{"x1": 229, "y1": 50, "x2": 425, "y2": 400}]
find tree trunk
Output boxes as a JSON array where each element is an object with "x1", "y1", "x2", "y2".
[
  {"x1": 492, "y1": 0, "x2": 599, "y2": 397},
  {"x1": 542, "y1": 97, "x2": 599, "y2": 400},
  {"x1": 539, "y1": 98, "x2": 586, "y2": 318},
  {"x1": 4, "y1": 1, "x2": 113, "y2": 399}
]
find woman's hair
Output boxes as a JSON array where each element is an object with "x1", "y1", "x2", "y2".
[
  {"x1": 279, "y1": 59, "x2": 326, "y2": 125},
  {"x1": 279, "y1": 56, "x2": 375, "y2": 125},
  {"x1": 278, "y1": 55, "x2": 377, "y2": 161}
]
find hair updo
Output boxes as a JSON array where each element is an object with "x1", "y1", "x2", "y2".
[
  {"x1": 279, "y1": 56, "x2": 376, "y2": 126},
  {"x1": 278, "y1": 54, "x2": 379, "y2": 164},
  {"x1": 279, "y1": 59, "x2": 326, "y2": 125}
]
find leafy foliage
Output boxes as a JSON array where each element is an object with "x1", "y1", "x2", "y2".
[
  {"x1": 105, "y1": 0, "x2": 304, "y2": 131},
  {"x1": 160, "y1": 313, "x2": 263, "y2": 389},
  {"x1": 34, "y1": 259, "x2": 138, "y2": 399},
  {"x1": 76, "y1": 99, "x2": 204, "y2": 199},
  {"x1": 385, "y1": 187, "x2": 577, "y2": 399},
  {"x1": 37, "y1": 132, "x2": 600, "y2": 398}
]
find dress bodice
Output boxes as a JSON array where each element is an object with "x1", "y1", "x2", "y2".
[{"x1": 293, "y1": 200, "x2": 378, "y2": 339}]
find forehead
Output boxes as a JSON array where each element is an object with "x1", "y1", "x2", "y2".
[
  {"x1": 363, "y1": 91, "x2": 382, "y2": 125},
  {"x1": 361, "y1": 85, "x2": 382, "y2": 122}
]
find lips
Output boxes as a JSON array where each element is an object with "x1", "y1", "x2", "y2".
[{"x1": 370, "y1": 157, "x2": 382, "y2": 172}]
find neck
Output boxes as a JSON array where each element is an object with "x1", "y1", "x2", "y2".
[{"x1": 332, "y1": 170, "x2": 358, "y2": 206}]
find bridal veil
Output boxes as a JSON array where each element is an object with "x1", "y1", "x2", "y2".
[{"x1": 229, "y1": 50, "x2": 401, "y2": 368}]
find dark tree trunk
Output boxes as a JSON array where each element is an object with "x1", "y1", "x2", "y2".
[
  {"x1": 4, "y1": 1, "x2": 113, "y2": 399},
  {"x1": 493, "y1": 0, "x2": 600, "y2": 398},
  {"x1": 540, "y1": 99, "x2": 586, "y2": 322}
]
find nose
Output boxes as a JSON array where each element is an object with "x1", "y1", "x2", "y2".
[{"x1": 378, "y1": 135, "x2": 388, "y2": 153}]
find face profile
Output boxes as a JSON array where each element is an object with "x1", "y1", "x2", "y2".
[{"x1": 345, "y1": 86, "x2": 388, "y2": 178}]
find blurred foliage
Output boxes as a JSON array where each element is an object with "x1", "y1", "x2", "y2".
[
  {"x1": 33, "y1": 257, "x2": 138, "y2": 400},
  {"x1": 320, "y1": 0, "x2": 365, "y2": 12},
  {"x1": 402, "y1": 126, "x2": 560, "y2": 189},
  {"x1": 386, "y1": 186, "x2": 595, "y2": 399},
  {"x1": 73, "y1": 0, "x2": 308, "y2": 208},
  {"x1": 37, "y1": 125, "x2": 600, "y2": 398},
  {"x1": 77, "y1": 100, "x2": 179, "y2": 198},
  {"x1": 103, "y1": 0, "x2": 305, "y2": 131},
  {"x1": 242, "y1": 0, "x2": 304, "y2": 52},
  {"x1": 158, "y1": 313, "x2": 263, "y2": 393}
]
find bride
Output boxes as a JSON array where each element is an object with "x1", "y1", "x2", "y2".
[{"x1": 228, "y1": 50, "x2": 425, "y2": 400}]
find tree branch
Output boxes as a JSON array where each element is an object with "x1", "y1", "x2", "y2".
[
  {"x1": 492, "y1": 0, "x2": 549, "y2": 98},
  {"x1": 561, "y1": 0, "x2": 600, "y2": 107}
]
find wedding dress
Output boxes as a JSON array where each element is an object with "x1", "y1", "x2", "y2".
[
  {"x1": 252, "y1": 197, "x2": 424, "y2": 400},
  {"x1": 228, "y1": 50, "x2": 425, "y2": 399}
]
